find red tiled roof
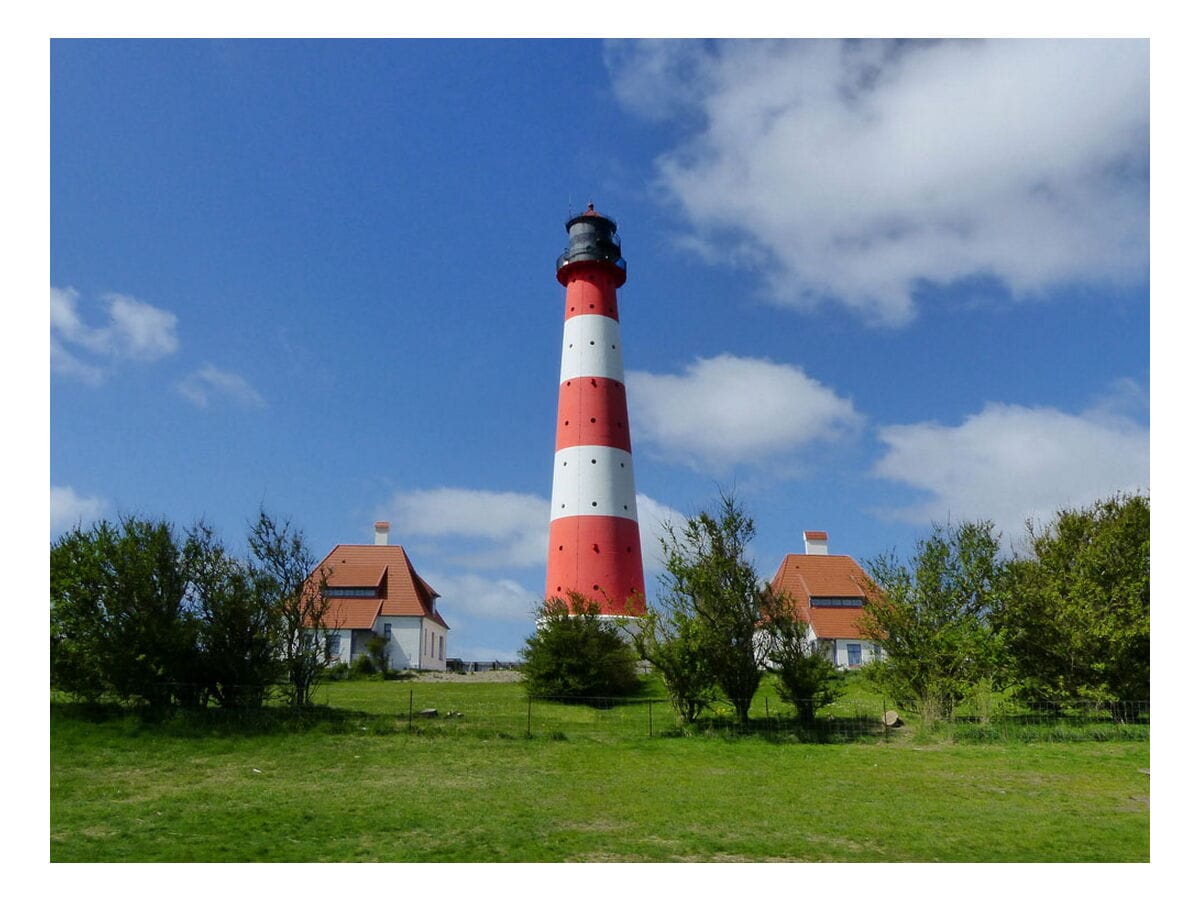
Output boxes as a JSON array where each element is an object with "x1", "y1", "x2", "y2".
[
  {"x1": 306, "y1": 544, "x2": 449, "y2": 629},
  {"x1": 769, "y1": 553, "x2": 876, "y2": 640},
  {"x1": 325, "y1": 564, "x2": 386, "y2": 588},
  {"x1": 325, "y1": 598, "x2": 384, "y2": 630},
  {"x1": 803, "y1": 530, "x2": 828, "y2": 540}
]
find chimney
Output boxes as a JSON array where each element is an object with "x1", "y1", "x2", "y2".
[
  {"x1": 374, "y1": 521, "x2": 390, "y2": 546},
  {"x1": 804, "y1": 531, "x2": 828, "y2": 555}
]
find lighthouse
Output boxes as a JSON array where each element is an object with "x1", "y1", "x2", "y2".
[{"x1": 545, "y1": 204, "x2": 646, "y2": 616}]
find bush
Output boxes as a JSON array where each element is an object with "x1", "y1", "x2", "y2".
[
  {"x1": 772, "y1": 648, "x2": 845, "y2": 725},
  {"x1": 364, "y1": 634, "x2": 391, "y2": 675},
  {"x1": 519, "y1": 593, "x2": 641, "y2": 703}
]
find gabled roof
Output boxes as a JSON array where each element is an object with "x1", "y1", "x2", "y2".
[
  {"x1": 770, "y1": 553, "x2": 875, "y2": 641},
  {"x1": 307, "y1": 544, "x2": 449, "y2": 629}
]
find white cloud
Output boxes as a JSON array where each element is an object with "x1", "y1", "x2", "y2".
[
  {"x1": 51, "y1": 286, "x2": 180, "y2": 380},
  {"x1": 607, "y1": 39, "x2": 1148, "y2": 325},
  {"x1": 872, "y1": 400, "x2": 1149, "y2": 541},
  {"x1": 177, "y1": 363, "x2": 266, "y2": 409},
  {"x1": 383, "y1": 488, "x2": 550, "y2": 569},
  {"x1": 50, "y1": 485, "x2": 106, "y2": 535},
  {"x1": 425, "y1": 571, "x2": 543, "y2": 623},
  {"x1": 627, "y1": 354, "x2": 862, "y2": 471},
  {"x1": 633, "y1": 493, "x2": 688, "y2": 572}
]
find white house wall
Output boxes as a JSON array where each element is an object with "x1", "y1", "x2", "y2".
[
  {"x1": 377, "y1": 616, "x2": 448, "y2": 672},
  {"x1": 827, "y1": 638, "x2": 885, "y2": 669},
  {"x1": 318, "y1": 617, "x2": 448, "y2": 672},
  {"x1": 325, "y1": 628, "x2": 353, "y2": 664}
]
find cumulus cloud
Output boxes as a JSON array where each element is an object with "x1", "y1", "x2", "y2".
[
  {"x1": 383, "y1": 488, "x2": 550, "y2": 569},
  {"x1": 177, "y1": 363, "x2": 266, "y2": 409},
  {"x1": 424, "y1": 571, "x2": 543, "y2": 623},
  {"x1": 51, "y1": 286, "x2": 180, "y2": 380},
  {"x1": 627, "y1": 354, "x2": 862, "y2": 471},
  {"x1": 50, "y1": 485, "x2": 106, "y2": 534},
  {"x1": 606, "y1": 39, "x2": 1149, "y2": 325},
  {"x1": 872, "y1": 399, "x2": 1149, "y2": 541},
  {"x1": 634, "y1": 493, "x2": 689, "y2": 571}
]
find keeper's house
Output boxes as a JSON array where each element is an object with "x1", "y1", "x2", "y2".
[
  {"x1": 307, "y1": 522, "x2": 449, "y2": 671},
  {"x1": 769, "y1": 531, "x2": 884, "y2": 670}
]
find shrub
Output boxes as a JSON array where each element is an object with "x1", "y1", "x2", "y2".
[
  {"x1": 364, "y1": 633, "x2": 391, "y2": 675},
  {"x1": 519, "y1": 593, "x2": 641, "y2": 703}
]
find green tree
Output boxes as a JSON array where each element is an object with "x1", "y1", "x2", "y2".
[
  {"x1": 519, "y1": 593, "x2": 641, "y2": 702},
  {"x1": 764, "y1": 595, "x2": 845, "y2": 725},
  {"x1": 633, "y1": 601, "x2": 717, "y2": 724},
  {"x1": 50, "y1": 517, "x2": 195, "y2": 709},
  {"x1": 247, "y1": 510, "x2": 333, "y2": 708},
  {"x1": 183, "y1": 522, "x2": 281, "y2": 708},
  {"x1": 860, "y1": 521, "x2": 1004, "y2": 725},
  {"x1": 996, "y1": 493, "x2": 1149, "y2": 704},
  {"x1": 658, "y1": 493, "x2": 770, "y2": 726}
]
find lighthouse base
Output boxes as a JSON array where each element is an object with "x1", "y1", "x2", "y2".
[{"x1": 546, "y1": 515, "x2": 646, "y2": 616}]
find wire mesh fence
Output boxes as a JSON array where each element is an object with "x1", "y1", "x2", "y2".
[{"x1": 54, "y1": 683, "x2": 1149, "y2": 744}]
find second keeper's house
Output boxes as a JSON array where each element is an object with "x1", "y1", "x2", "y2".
[{"x1": 769, "y1": 531, "x2": 884, "y2": 670}]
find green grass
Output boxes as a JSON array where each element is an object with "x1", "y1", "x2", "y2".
[{"x1": 51, "y1": 678, "x2": 1149, "y2": 862}]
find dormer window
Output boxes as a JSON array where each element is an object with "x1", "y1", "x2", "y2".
[
  {"x1": 811, "y1": 597, "x2": 863, "y2": 608},
  {"x1": 325, "y1": 587, "x2": 377, "y2": 598}
]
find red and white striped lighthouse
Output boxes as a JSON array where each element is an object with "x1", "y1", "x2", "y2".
[{"x1": 545, "y1": 204, "x2": 646, "y2": 616}]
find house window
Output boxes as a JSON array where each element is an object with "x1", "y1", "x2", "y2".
[
  {"x1": 811, "y1": 597, "x2": 863, "y2": 608},
  {"x1": 325, "y1": 587, "x2": 377, "y2": 598},
  {"x1": 327, "y1": 633, "x2": 341, "y2": 657},
  {"x1": 383, "y1": 623, "x2": 392, "y2": 640},
  {"x1": 439, "y1": 635, "x2": 445, "y2": 660},
  {"x1": 847, "y1": 643, "x2": 863, "y2": 667}
]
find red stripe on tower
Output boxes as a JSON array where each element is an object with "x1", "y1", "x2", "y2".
[{"x1": 546, "y1": 204, "x2": 646, "y2": 616}]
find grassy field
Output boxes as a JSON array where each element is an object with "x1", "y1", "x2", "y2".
[{"x1": 50, "y1": 677, "x2": 1149, "y2": 862}]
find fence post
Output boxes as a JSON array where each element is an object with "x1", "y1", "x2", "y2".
[
  {"x1": 527, "y1": 696, "x2": 532, "y2": 738},
  {"x1": 408, "y1": 689, "x2": 413, "y2": 731},
  {"x1": 648, "y1": 698, "x2": 653, "y2": 738},
  {"x1": 883, "y1": 700, "x2": 888, "y2": 743}
]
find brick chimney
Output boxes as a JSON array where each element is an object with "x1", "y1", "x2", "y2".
[
  {"x1": 374, "y1": 521, "x2": 390, "y2": 546},
  {"x1": 804, "y1": 531, "x2": 828, "y2": 555}
]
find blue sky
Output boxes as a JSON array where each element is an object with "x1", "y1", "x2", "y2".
[{"x1": 49, "y1": 38, "x2": 1150, "y2": 661}]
